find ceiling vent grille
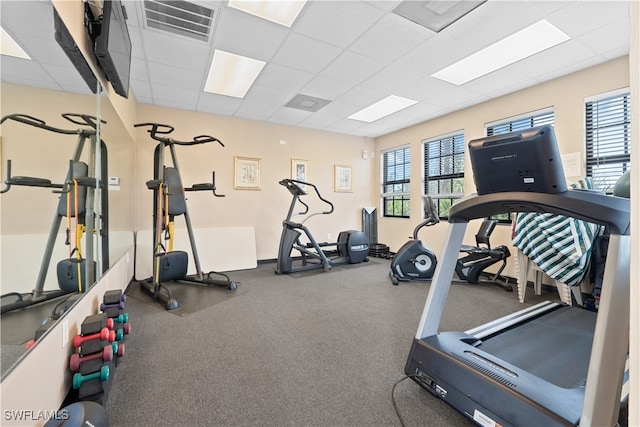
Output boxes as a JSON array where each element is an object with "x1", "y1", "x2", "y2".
[
  {"x1": 285, "y1": 94, "x2": 331, "y2": 113},
  {"x1": 143, "y1": 0, "x2": 215, "y2": 42}
]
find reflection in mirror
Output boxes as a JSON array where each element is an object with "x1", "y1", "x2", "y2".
[{"x1": 0, "y1": 0, "x2": 135, "y2": 377}]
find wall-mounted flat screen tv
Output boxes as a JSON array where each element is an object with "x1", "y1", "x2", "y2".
[
  {"x1": 94, "y1": 0, "x2": 131, "y2": 98},
  {"x1": 54, "y1": 8, "x2": 98, "y2": 94}
]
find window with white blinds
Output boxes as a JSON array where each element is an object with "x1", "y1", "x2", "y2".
[
  {"x1": 423, "y1": 132, "x2": 465, "y2": 219},
  {"x1": 486, "y1": 109, "x2": 555, "y2": 136},
  {"x1": 382, "y1": 146, "x2": 411, "y2": 218},
  {"x1": 585, "y1": 90, "x2": 631, "y2": 194}
]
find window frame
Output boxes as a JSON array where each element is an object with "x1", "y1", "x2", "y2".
[
  {"x1": 422, "y1": 130, "x2": 465, "y2": 219},
  {"x1": 381, "y1": 145, "x2": 411, "y2": 218}
]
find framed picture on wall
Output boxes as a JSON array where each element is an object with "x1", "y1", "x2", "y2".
[
  {"x1": 291, "y1": 159, "x2": 308, "y2": 183},
  {"x1": 334, "y1": 164, "x2": 353, "y2": 192},
  {"x1": 234, "y1": 156, "x2": 261, "y2": 190}
]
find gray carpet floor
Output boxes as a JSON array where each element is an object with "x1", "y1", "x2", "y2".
[{"x1": 105, "y1": 259, "x2": 551, "y2": 426}]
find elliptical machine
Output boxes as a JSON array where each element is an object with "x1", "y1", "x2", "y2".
[
  {"x1": 275, "y1": 179, "x2": 369, "y2": 275},
  {"x1": 389, "y1": 196, "x2": 439, "y2": 285},
  {"x1": 455, "y1": 219, "x2": 512, "y2": 291}
]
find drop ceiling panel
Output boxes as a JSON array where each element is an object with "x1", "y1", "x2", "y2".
[
  {"x1": 269, "y1": 107, "x2": 313, "y2": 126},
  {"x1": 359, "y1": 63, "x2": 426, "y2": 93},
  {"x1": 254, "y1": 63, "x2": 314, "y2": 93},
  {"x1": 1, "y1": 0, "x2": 631, "y2": 139},
  {"x1": 138, "y1": 30, "x2": 211, "y2": 69},
  {"x1": 213, "y1": 8, "x2": 289, "y2": 61},
  {"x1": 244, "y1": 84, "x2": 296, "y2": 107},
  {"x1": 547, "y1": 1, "x2": 629, "y2": 38},
  {"x1": 348, "y1": 12, "x2": 435, "y2": 64},
  {"x1": 147, "y1": 62, "x2": 204, "y2": 91},
  {"x1": 270, "y1": 33, "x2": 342, "y2": 73},
  {"x1": 300, "y1": 75, "x2": 352, "y2": 100},
  {"x1": 320, "y1": 51, "x2": 385, "y2": 85},
  {"x1": 293, "y1": 1, "x2": 385, "y2": 48},
  {"x1": 196, "y1": 93, "x2": 242, "y2": 115}
]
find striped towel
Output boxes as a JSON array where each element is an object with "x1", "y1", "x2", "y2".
[{"x1": 512, "y1": 178, "x2": 603, "y2": 287}]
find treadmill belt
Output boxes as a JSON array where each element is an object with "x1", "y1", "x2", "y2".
[{"x1": 477, "y1": 306, "x2": 597, "y2": 389}]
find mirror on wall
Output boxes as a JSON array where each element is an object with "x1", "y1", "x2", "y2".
[{"x1": 0, "y1": 0, "x2": 135, "y2": 377}]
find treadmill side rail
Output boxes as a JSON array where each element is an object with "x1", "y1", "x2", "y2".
[{"x1": 580, "y1": 234, "x2": 630, "y2": 427}]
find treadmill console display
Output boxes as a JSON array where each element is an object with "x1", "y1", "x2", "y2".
[{"x1": 468, "y1": 125, "x2": 567, "y2": 195}]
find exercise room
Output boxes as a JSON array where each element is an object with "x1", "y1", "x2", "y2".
[{"x1": 0, "y1": 1, "x2": 638, "y2": 426}]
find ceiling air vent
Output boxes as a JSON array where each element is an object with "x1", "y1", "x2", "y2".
[
  {"x1": 143, "y1": 0, "x2": 215, "y2": 42},
  {"x1": 285, "y1": 94, "x2": 331, "y2": 113}
]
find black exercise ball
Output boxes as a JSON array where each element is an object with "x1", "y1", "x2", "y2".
[{"x1": 43, "y1": 401, "x2": 108, "y2": 427}]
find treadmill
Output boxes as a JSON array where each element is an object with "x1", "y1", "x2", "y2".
[{"x1": 404, "y1": 125, "x2": 630, "y2": 427}]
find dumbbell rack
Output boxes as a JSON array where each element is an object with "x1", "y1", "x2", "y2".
[{"x1": 67, "y1": 289, "x2": 130, "y2": 404}]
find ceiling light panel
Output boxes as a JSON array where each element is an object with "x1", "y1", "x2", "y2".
[
  {"x1": 348, "y1": 95, "x2": 418, "y2": 123},
  {"x1": 227, "y1": 0, "x2": 307, "y2": 27},
  {"x1": 392, "y1": 0, "x2": 486, "y2": 33},
  {"x1": 431, "y1": 19, "x2": 571, "y2": 85},
  {"x1": 204, "y1": 50, "x2": 266, "y2": 98},
  {"x1": 1, "y1": 26, "x2": 31, "y2": 59}
]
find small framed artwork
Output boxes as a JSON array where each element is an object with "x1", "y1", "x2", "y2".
[
  {"x1": 234, "y1": 156, "x2": 261, "y2": 190},
  {"x1": 291, "y1": 159, "x2": 308, "y2": 183},
  {"x1": 334, "y1": 164, "x2": 353, "y2": 192}
]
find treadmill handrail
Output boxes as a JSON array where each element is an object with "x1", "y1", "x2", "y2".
[{"x1": 449, "y1": 189, "x2": 630, "y2": 235}]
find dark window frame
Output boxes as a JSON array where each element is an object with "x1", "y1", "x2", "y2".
[
  {"x1": 381, "y1": 145, "x2": 411, "y2": 218},
  {"x1": 422, "y1": 132, "x2": 465, "y2": 219}
]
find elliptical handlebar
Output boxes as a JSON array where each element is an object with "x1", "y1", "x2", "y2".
[
  {"x1": 279, "y1": 179, "x2": 334, "y2": 215},
  {"x1": 1, "y1": 113, "x2": 103, "y2": 135},
  {"x1": 134, "y1": 122, "x2": 224, "y2": 147}
]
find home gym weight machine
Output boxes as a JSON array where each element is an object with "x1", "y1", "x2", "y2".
[
  {"x1": 403, "y1": 125, "x2": 630, "y2": 426},
  {"x1": 135, "y1": 122, "x2": 237, "y2": 311},
  {"x1": 1, "y1": 113, "x2": 109, "y2": 314},
  {"x1": 275, "y1": 179, "x2": 369, "y2": 275}
]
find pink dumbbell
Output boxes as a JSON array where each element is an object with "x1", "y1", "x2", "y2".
[
  {"x1": 69, "y1": 345, "x2": 113, "y2": 371},
  {"x1": 73, "y1": 327, "x2": 114, "y2": 348}
]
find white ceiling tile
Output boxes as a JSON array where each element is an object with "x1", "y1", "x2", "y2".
[
  {"x1": 547, "y1": 1, "x2": 629, "y2": 38},
  {"x1": 439, "y1": 1, "x2": 543, "y2": 53},
  {"x1": 214, "y1": 7, "x2": 289, "y2": 61},
  {"x1": 320, "y1": 51, "x2": 385, "y2": 85},
  {"x1": 394, "y1": 34, "x2": 473, "y2": 75},
  {"x1": 196, "y1": 93, "x2": 242, "y2": 116},
  {"x1": 1, "y1": 0, "x2": 631, "y2": 138},
  {"x1": 244, "y1": 84, "x2": 296, "y2": 107},
  {"x1": 147, "y1": 63, "x2": 204, "y2": 91},
  {"x1": 255, "y1": 63, "x2": 314, "y2": 92},
  {"x1": 359, "y1": 63, "x2": 425, "y2": 93},
  {"x1": 269, "y1": 108, "x2": 313, "y2": 126},
  {"x1": 235, "y1": 100, "x2": 279, "y2": 122},
  {"x1": 138, "y1": 30, "x2": 211, "y2": 69},
  {"x1": 293, "y1": 1, "x2": 384, "y2": 48},
  {"x1": 335, "y1": 85, "x2": 390, "y2": 108},
  {"x1": 300, "y1": 75, "x2": 352, "y2": 100},
  {"x1": 151, "y1": 84, "x2": 200, "y2": 107},
  {"x1": 395, "y1": 77, "x2": 457, "y2": 102},
  {"x1": 270, "y1": 33, "x2": 342, "y2": 74},
  {"x1": 577, "y1": 18, "x2": 629, "y2": 56},
  {"x1": 349, "y1": 12, "x2": 435, "y2": 64}
]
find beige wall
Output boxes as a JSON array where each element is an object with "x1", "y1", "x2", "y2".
[
  {"x1": 134, "y1": 103, "x2": 375, "y2": 260},
  {"x1": 374, "y1": 56, "x2": 630, "y2": 280}
]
